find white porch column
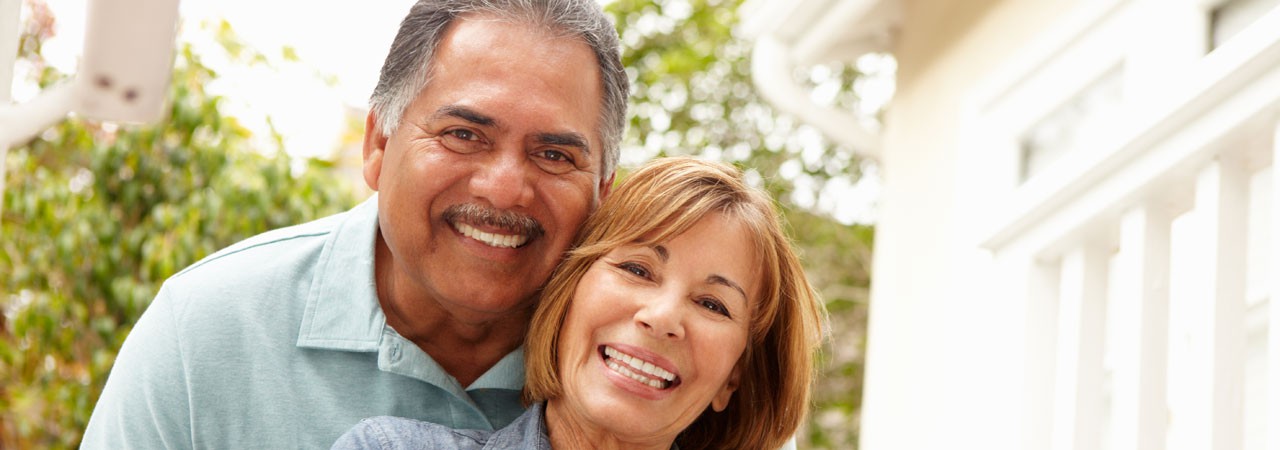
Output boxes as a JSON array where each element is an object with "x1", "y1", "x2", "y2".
[
  {"x1": 1051, "y1": 244, "x2": 1108, "y2": 450},
  {"x1": 1016, "y1": 255, "x2": 1059, "y2": 450},
  {"x1": 1188, "y1": 157, "x2": 1248, "y2": 450},
  {"x1": 1270, "y1": 123, "x2": 1280, "y2": 450},
  {"x1": 1109, "y1": 204, "x2": 1171, "y2": 450}
]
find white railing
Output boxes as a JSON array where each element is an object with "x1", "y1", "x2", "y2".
[{"x1": 975, "y1": 1, "x2": 1279, "y2": 449}]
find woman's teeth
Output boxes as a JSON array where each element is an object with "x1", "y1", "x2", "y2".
[{"x1": 604, "y1": 346, "x2": 675, "y2": 389}]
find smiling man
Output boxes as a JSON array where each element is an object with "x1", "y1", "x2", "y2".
[{"x1": 81, "y1": 1, "x2": 628, "y2": 448}]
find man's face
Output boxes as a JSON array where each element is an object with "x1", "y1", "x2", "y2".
[{"x1": 362, "y1": 16, "x2": 610, "y2": 320}]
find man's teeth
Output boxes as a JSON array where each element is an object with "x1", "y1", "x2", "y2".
[
  {"x1": 604, "y1": 346, "x2": 675, "y2": 389},
  {"x1": 456, "y1": 223, "x2": 528, "y2": 248}
]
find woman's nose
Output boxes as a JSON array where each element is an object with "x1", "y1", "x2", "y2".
[{"x1": 634, "y1": 292, "x2": 685, "y2": 340}]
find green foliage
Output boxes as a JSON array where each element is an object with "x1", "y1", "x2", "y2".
[
  {"x1": 0, "y1": 19, "x2": 357, "y2": 449},
  {"x1": 604, "y1": 1, "x2": 872, "y2": 448}
]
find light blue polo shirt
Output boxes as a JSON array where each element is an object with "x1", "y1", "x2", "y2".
[{"x1": 82, "y1": 195, "x2": 526, "y2": 449}]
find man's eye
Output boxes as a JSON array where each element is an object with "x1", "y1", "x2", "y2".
[
  {"x1": 438, "y1": 128, "x2": 487, "y2": 154},
  {"x1": 532, "y1": 149, "x2": 579, "y2": 175},
  {"x1": 445, "y1": 129, "x2": 478, "y2": 141},
  {"x1": 697, "y1": 298, "x2": 732, "y2": 318},
  {"x1": 539, "y1": 149, "x2": 573, "y2": 163}
]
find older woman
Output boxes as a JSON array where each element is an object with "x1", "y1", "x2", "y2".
[{"x1": 333, "y1": 157, "x2": 826, "y2": 450}]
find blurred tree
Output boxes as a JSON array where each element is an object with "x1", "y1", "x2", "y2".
[
  {"x1": 0, "y1": 5, "x2": 358, "y2": 448},
  {"x1": 603, "y1": 0, "x2": 874, "y2": 448}
]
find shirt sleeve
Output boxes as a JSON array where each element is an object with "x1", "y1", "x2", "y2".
[
  {"x1": 331, "y1": 419, "x2": 394, "y2": 450},
  {"x1": 81, "y1": 282, "x2": 193, "y2": 449},
  {"x1": 331, "y1": 417, "x2": 490, "y2": 450}
]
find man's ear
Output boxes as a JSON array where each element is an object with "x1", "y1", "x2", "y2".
[
  {"x1": 598, "y1": 172, "x2": 616, "y2": 200},
  {"x1": 362, "y1": 112, "x2": 389, "y2": 191},
  {"x1": 711, "y1": 367, "x2": 740, "y2": 412}
]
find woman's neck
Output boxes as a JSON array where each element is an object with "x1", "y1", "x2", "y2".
[{"x1": 544, "y1": 400, "x2": 674, "y2": 450}]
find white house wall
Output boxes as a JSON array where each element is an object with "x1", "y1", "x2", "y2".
[
  {"x1": 861, "y1": 0, "x2": 1278, "y2": 449},
  {"x1": 862, "y1": 1, "x2": 1074, "y2": 449}
]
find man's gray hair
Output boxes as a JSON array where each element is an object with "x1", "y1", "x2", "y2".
[{"x1": 369, "y1": 0, "x2": 629, "y2": 177}]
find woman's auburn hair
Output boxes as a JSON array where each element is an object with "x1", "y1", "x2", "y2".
[{"x1": 523, "y1": 157, "x2": 827, "y2": 450}]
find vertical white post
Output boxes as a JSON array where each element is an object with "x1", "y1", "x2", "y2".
[
  {"x1": 1, "y1": 0, "x2": 22, "y2": 218},
  {"x1": 1051, "y1": 244, "x2": 1108, "y2": 450},
  {"x1": 1189, "y1": 158, "x2": 1248, "y2": 450},
  {"x1": 1269, "y1": 124, "x2": 1280, "y2": 450},
  {"x1": 1017, "y1": 255, "x2": 1059, "y2": 450},
  {"x1": 0, "y1": 0, "x2": 17, "y2": 100},
  {"x1": 1110, "y1": 204, "x2": 1172, "y2": 450}
]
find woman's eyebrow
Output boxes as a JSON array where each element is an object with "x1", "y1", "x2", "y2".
[
  {"x1": 648, "y1": 244, "x2": 669, "y2": 262},
  {"x1": 708, "y1": 274, "x2": 747, "y2": 302}
]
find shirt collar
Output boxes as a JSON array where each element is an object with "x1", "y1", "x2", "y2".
[
  {"x1": 468, "y1": 346, "x2": 525, "y2": 390},
  {"x1": 296, "y1": 194, "x2": 384, "y2": 351},
  {"x1": 292, "y1": 195, "x2": 525, "y2": 393}
]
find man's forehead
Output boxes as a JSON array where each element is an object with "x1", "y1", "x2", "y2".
[{"x1": 427, "y1": 14, "x2": 607, "y2": 167}]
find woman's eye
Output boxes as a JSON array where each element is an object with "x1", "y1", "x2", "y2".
[
  {"x1": 617, "y1": 262, "x2": 650, "y2": 279},
  {"x1": 698, "y1": 298, "x2": 731, "y2": 318}
]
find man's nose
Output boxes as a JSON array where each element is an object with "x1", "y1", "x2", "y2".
[{"x1": 471, "y1": 148, "x2": 534, "y2": 210}]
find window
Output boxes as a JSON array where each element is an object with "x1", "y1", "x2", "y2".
[{"x1": 1018, "y1": 67, "x2": 1124, "y2": 182}]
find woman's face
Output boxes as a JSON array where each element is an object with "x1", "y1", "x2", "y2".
[{"x1": 551, "y1": 212, "x2": 758, "y2": 445}]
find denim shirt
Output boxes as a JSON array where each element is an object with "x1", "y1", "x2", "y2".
[
  {"x1": 333, "y1": 402, "x2": 553, "y2": 450},
  {"x1": 333, "y1": 402, "x2": 686, "y2": 450}
]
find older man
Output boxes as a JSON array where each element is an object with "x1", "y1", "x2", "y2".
[{"x1": 81, "y1": 0, "x2": 628, "y2": 448}]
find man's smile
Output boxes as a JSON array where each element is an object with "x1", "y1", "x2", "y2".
[{"x1": 455, "y1": 222, "x2": 529, "y2": 248}]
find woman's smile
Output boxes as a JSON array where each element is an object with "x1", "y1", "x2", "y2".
[{"x1": 601, "y1": 345, "x2": 680, "y2": 390}]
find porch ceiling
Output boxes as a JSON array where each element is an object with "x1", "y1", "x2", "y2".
[{"x1": 741, "y1": 0, "x2": 900, "y2": 159}]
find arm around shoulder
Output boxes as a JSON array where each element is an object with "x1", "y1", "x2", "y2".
[{"x1": 81, "y1": 283, "x2": 193, "y2": 449}]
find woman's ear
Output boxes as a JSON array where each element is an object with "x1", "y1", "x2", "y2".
[{"x1": 711, "y1": 368, "x2": 740, "y2": 412}]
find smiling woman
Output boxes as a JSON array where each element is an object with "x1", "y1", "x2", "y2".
[
  {"x1": 333, "y1": 156, "x2": 827, "y2": 450},
  {"x1": 547, "y1": 210, "x2": 757, "y2": 447}
]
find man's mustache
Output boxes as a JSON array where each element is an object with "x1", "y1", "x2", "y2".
[{"x1": 442, "y1": 203, "x2": 544, "y2": 239}]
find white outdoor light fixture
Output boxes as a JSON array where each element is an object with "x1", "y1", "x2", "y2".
[
  {"x1": 0, "y1": 0, "x2": 180, "y2": 214},
  {"x1": 1, "y1": 0, "x2": 181, "y2": 145}
]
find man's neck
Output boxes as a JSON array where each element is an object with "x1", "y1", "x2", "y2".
[
  {"x1": 380, "y1": 290, "x2": 532, "y2": 387},
  {"x1": 373, "y1": 240, "x2": 533, "y2": 387}
]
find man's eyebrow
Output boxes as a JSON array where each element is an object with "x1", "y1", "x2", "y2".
[
  {"x1": 431, "y1": 105, "x2": 496, "y2": 127},
  {"x1": 535, "y1": 131, "x2": 591, "y2": 155},
  {"x1": 429, "y1": 106, "x2": 591, "y2": 156},
  {"x1": 708, "y1": 275, "x2": 748, "y2": 302}
]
